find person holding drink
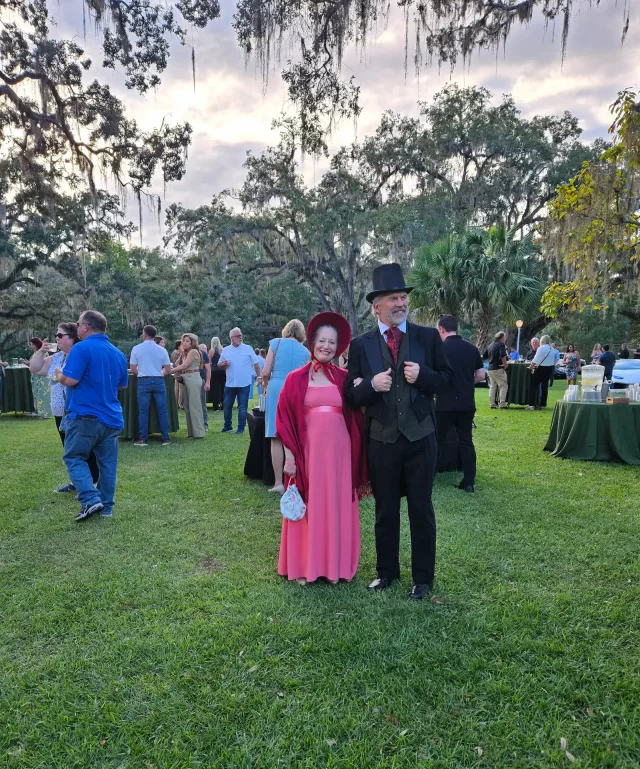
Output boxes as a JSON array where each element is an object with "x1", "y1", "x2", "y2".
[{"x1": 24, "y1": 337, "x2": 53, "y2": 418}]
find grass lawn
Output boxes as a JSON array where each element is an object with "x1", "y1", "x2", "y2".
[{"x1": 1, "y1": 390, "x2": 639, "y2": 768}]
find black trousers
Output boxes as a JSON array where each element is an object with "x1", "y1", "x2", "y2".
[
  {"x1": 55, "y1": 416, "x2": 99, "y2": 484},
  {"x1": 436, "y1": 410, "x2": 476, "y2": 486},
  {"x1": 367, "y1": 433, "x2": 437, "y2": 586},
  {"x1": 529, "y1": 366, "x2": 554, "y2": 407}
]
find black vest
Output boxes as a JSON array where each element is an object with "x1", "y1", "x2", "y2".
[{"x1": 368, "y1": 331, "x2": 434, "y2": 443}]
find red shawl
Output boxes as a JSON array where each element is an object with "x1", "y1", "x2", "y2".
[{"x1": 275, "y1": 362, "x2": 369, "y2": 503}]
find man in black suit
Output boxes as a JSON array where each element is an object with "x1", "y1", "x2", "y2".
[
  {"x1": 346, "y1": 264, "x2": 454, "y2": 600},
  {"x1": 435, "y1": 315, "x2": 485, "y2": 493}
]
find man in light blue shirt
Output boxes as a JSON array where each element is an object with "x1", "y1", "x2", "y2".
[
  {"x1": 130, "y1": 324, "x2": 172, "y2": 446},
  {"x1": 56, "y1": 310, "x2": 128, "y2": 521},
  {"x1": 218, "y1": 327, "x2": 261, "y2": 434}
]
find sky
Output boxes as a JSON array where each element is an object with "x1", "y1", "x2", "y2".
[{"x1": 55, "y1": 0, "x2": 640, "y2": 245}]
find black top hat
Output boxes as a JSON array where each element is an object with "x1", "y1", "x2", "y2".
[{"x1": 366, "y1": 263, "x2": 414, "y2": 303}]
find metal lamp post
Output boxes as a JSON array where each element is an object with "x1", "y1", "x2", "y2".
[{"x1": 516, "y1": 320, "x2": 523, "y2": 358}]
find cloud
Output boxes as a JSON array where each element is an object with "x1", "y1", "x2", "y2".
[{"x1": 52, "y1": 0, "x2": 639, "y2": 245}]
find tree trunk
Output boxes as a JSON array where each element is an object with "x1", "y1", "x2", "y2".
[
  {"x1": 506, "y1": 314, "x2": 550, "y2": 349},
  {"x1": 473, "y1": 306, "x2": 493, "y2": 354}
]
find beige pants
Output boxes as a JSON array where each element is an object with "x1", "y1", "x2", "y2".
[
  {"x1": 182, "y1": 372, "x2": 206, "y2": 437},
  {"x1": 175, "y1": 380, "x2": 185, "y2": 409},
  {"x1": 487, "y1": 368, "x2": 508, "y2": 407}
]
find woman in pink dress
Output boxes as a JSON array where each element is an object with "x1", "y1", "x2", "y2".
[{"x1": 276, "y1": 312, "x2": 369, "y2": 585}]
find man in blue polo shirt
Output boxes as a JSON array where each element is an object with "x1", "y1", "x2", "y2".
[{"x1": 55, "y1": 310, "x2": 128, "y2": 522}]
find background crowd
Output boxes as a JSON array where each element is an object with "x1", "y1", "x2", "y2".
[{"x1": 10, "y1": 279, "x2": 640, "y2": 597}]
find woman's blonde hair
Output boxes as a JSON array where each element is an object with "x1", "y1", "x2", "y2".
[
  {"x1": 210, "y1": 336, "x2": 222, "y2": 354},
  {"x1": 540, "y1": 334, "x2": 551, "y2": 346},
  {"x1": 282, "y1": 319, "x2": 305, "y2": 343},
  {"x1": 181, "y1": 333, "x2": 203, "y2": 367}
]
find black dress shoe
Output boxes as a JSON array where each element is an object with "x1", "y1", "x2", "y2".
[
  {"x1": 368, "y1": 577, "x2": 395, "y2": 591},
  {"x1": 457, "y1": 482, "x2": 475, "y2": 493},
  {"x1": 408, "y1": 583, "x2": 432, "y2": 600}
]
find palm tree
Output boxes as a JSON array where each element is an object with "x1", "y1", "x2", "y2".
[{"x1": 410, "y1": 225, "x2": 545, "y2": 351}]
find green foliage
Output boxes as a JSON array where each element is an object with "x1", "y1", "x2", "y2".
[
  {"x1": 364, "y1": 84, "x2": 597, "y2": 235},
  {"x1": 0, "y1": 1, "x2": 220, "y2": 332},
  {"x1": 0, "y1": 1, "x2": 217, "y2": 197},
  {"x1": 82, "y1": 243, "x2": 320, "y2": 351},
  {"x1": 545, "y1": 306, "x2": 633, "y2": 355},
  {"x1": 542, "y1": 89, "x2": 640, "y2": 314},
  {"x1": 233, "y1": 1, "x2": 631, "y2": 153},
  {"x1": 410, "y1": 224, "x2": 546, "y2": 350},
  {"x1": 166, "y1": 86, "x2": 594, "y2": 334}
]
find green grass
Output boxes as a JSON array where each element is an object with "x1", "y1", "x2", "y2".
[{"x1": 1, "y1": 390, "x2": 639, "y2": 768}]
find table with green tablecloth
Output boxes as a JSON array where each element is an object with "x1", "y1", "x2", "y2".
[
  {"x1": 118, "y1": 375, "x2": 180, "y2": 440},
  {"x1": 507, "y1": 363, "x2": 539, "y2": 406},
  {"x1": 544, "y1": 400, "x2": 640, "y2": 464},
  {"x1": 1, "y1": 366, "x2": 34, "y2": 414}
]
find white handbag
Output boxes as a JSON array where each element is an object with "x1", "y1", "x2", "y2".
[
  {"x1": 280, "y1": 482, "x2": 306, "y2": 521},
  {"x1": 258, "y1": 394, "x2": 266, "y2": 412}
]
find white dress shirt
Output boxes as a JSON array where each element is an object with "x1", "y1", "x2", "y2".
[
  {"x1": 377, "y1": 319, "x2": 407, "y2": 337},
  {"x1": 130, "y1": 340, "x2": 171, "y2": 376},
  {"x1": 219, "y1": 343, "x2": 260, "y2": 388}
]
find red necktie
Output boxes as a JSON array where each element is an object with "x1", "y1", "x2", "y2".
[{"x1": 385, "y1": 327, "x2": 402, "y2": 365}]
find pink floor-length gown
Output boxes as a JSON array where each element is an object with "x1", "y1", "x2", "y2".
[{"x1": 278, "y1": 384, "x2": 360, "y2": 582}]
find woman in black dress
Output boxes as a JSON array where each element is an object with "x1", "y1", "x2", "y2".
[{"x1": 208, "y1": 336, "x2": 226, "y2": 410}]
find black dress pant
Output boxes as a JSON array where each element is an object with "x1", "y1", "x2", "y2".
[
  {"x1": 55, "y1": 416, "x2": 99, "y2": 484},
  {"x1": 436, "y1": 410, "x2": 476, "y2": 486},
  {"x1": 208, "y1": 371, "x2": 225, "y2": 410},
  {"x1": 529, "y1": 365, "x2": 554, "y2": 407},
  {"x1": 367, "y1": 433, "x2": 437, "y2": 586}
]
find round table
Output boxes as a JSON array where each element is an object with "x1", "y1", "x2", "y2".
[
  {"x1": 507, "y1": 363, "x2": 538, "y2": 406},
  {"x1": 118, "y1": 374, "x2": 180, "y2": 440},
  {"x1": 1, "y1": 366, "x2": 35, "y2": 413},
  {"x1": 544, "y1": 400, "x2": 640, "y2": 464}
]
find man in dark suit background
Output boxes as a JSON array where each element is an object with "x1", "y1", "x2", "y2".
[
  {"x1": 346, "y1": 264, "x2": 454, "y2": 600},
  {"x1": 435, "y1": 315, "x2": 485, "y2": 494}
]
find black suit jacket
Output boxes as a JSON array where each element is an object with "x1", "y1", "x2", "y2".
[{"x1": 346, "y1": 322, "x2": 454, "y2": 429}]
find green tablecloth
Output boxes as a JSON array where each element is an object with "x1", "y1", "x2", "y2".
[
  {"x1": 119, "y1": 375, "x2": 180, "y2": 440},
  {"x1": 1, "y1": 367, "x2": 34, "y2": 413},
  {"x1": 507, "y1": 363, "x2": 538, "y2": 406},
  {"x1": 544, "y1": 400, "x2": 640, "y2": 464}
]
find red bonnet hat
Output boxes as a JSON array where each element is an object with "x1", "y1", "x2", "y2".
[{"x1": 306, "y1": 312, "x2": 351, "y2": 358}]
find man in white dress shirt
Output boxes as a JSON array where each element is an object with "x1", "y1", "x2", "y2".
[
  {"x1": 130, "y1": 325, "x2": 172, "y2": 446},
  {"x1": 218, "y1": 327, "x2": 261, "y2": 434}
]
